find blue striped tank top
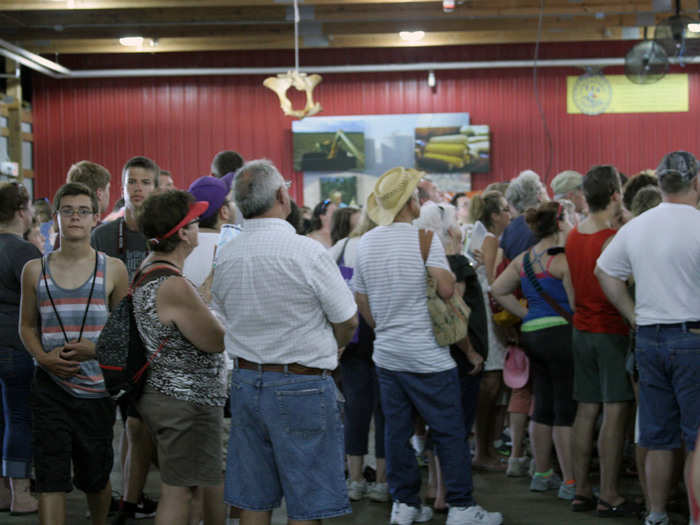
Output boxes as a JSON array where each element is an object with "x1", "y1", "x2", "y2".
[{"x1": 37, "y1": 251, "x2": 109, "y2": 398}]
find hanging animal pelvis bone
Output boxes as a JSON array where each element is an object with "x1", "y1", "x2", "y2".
[{"x1": 263, "y1": 70, "x2": 322, "y2": 119}]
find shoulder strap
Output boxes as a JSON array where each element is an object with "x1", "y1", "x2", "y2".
[
  {"x1": 337, "y1": 238, "x2": 350, "y2": 265},
  {"x1": 523, "y1": 251, "x2": 572, "y2": 323},
  {"x1": 418, "y1": 229, "x2": 434, "y2": 265},
  {"x1": 130, "y1": 261, "x2": 181, "y2": 293}
]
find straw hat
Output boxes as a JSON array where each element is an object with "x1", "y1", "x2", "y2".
[{"x1": 366, "y1": 167, "x2": 424, "y2": 226}]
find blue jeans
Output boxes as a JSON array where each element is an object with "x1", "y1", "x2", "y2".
[
  {"x1": 340, "y1": 353, "x2": 385, "y2": 458},
  {"x1": 460, "y1": 373, "x2": 481, "y2": 441},
  {"x1": 0, "y1": 344, "x2": 34, "y2": 478},
  {"x1": 224, "y1": 367, "x2": 351, "y2": 521},
  {"x1": 636, "y1": 323, "x2": 700, "y2": 450},
  {"x1": 376, "y1": 366, "x2": 474, "y2": 508}
]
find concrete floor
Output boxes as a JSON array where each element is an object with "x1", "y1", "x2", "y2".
[
  {"x1": 3, "y1": 463, "x2": 653, "y2": 525},
  {"x1": 4, "y1": 419, "x2": 687, "y2": 525}
]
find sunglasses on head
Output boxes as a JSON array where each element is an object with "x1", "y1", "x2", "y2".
[{"x1": 316, "y1": 199, "x2": 332, "y2": 216}]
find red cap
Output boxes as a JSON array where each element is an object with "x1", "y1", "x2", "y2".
[{"x1": 150, "y1": 201, "x2": 209, "y2": 245}]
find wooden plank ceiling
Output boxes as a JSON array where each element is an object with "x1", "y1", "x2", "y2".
[{"x1": 0, "y1": 0, "x2": 695, "y2": 55}]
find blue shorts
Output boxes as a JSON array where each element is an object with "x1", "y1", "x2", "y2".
[
  {"x1": 636, "y1": 323, "x2": 700, "y2": 451},
  {"x1": 224, "y1": 367, "x2": 351, "y2": 521}
]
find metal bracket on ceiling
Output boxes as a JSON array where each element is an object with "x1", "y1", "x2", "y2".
[{"x1": 0, "y1": 38, "x2": 68, "y2": 78}]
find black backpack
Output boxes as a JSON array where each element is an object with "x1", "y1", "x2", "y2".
[{"x1": 96, "y1": 261, "x2": 180, "y2": 401}]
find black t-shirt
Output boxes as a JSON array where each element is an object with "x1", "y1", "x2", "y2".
[
  {"x1": 0, "y1": 234, "x2": 42, "y2": 346},
  {"x1": 91, "y1": 218, "x2": 148, "y2": 279},
  {"x1": 447, "y1": 254, "x2": 488, "y2": 376}
]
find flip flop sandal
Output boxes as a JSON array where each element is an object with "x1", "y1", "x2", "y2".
[
  {"x1": 571, "y1": 495, "x2": 596, "y2": 512},
  {"x1": 596, "y1": 498, "x2": 640, "y2": 517}
]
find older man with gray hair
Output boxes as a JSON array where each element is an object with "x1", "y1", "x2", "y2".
[
  {"x1": 596, "y1": 151, "x2": 700, "y2": 525},
  {"x1": 500, "y1": 170, "x2": 549, "y2": 261},
  {"x1": 212, "y1": 159, "x2": 357, "y2": 525}
]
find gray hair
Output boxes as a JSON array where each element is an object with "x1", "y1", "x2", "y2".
[
  {"x1": 505, "y1": 170, "x2": 546, "y2": 213},
  {"x1": 233, "y1": 159, "x2": 285, "y2": 219},
  {"x1": 414, "y1": 201, "x2": 457, "y2": 248}
]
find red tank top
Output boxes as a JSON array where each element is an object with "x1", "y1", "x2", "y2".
[{"x1": 565, "y1": 227, "x2": 628, "y2": 335}]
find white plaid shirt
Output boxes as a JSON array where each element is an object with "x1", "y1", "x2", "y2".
[{"x1": 212, "y1": 218, "x2": 357, "y2": 370}]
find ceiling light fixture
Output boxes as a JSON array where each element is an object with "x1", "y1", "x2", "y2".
[
  {"x1": 119, "y1": 36, "x2": 144, "y2": 47},
  {"x1": 399, "y1": 31, "x2": 425, "y2": 42}
]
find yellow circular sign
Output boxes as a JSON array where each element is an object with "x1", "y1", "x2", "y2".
[{"x1": 573, "y1": 73, "x2": 612, "y2": 115}]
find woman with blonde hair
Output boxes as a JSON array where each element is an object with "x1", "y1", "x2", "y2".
[{"x1": 468, "y1": 190, "x2": 512, "y2": 471}]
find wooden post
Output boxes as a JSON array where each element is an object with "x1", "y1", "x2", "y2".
[{"x1": 5, "y1": 58, "x2": 22, "y2": 181}]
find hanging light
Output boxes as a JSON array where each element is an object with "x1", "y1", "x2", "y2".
[
  {"x1": 119, "y1": 36, "x2": 144, "y2": 47},
  {"x1": 399, "y1": 31, "x2": 425, "y2": 42}
]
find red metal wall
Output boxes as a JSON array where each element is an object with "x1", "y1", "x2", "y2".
[{"x1": 32, "y1": 42, "x2": 700, "y2": 207}]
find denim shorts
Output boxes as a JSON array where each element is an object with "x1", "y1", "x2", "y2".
[
  {"x1": 224, "y1": 367, "x2": 350, "y2": 521},
  {"x1": 636, "y1": 323, "x2": 700, "y2": 451}
]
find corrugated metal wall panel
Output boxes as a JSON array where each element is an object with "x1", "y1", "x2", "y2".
[{"x1": 33, "y1": 43, "x2": 700, "y2": 206}]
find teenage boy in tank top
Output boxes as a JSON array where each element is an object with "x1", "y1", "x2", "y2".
[{"x1": 19, "y1": 182, "x2": 128, "y2": 525}]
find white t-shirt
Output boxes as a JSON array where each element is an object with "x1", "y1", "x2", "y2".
[
  {"x1": 597, "y1": 202, "x2": 700, "y2": 326},
  {"x1": 352, "y1": 222, "x2": 456, "y2": 373},
  {"x1": 328, "y1": 237, "x2": 360, "y2": 268},
  {"x1": 212, "y1": 219, "x2": 357, "y2": 370},
  {"x1": 183, "y1": 232, "x2": 219, "y2": 288}
]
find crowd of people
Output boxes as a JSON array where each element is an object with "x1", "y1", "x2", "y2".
[{"x1": 0, "y1": 147, "x2": 696, "y2": 525}]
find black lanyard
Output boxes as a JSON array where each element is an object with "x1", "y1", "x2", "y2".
[
  {"x1": 117, "y1": 217, "x2": 125, "y2": 255},
  {"x1": 41, "y1": 251, "x2": 99, "y2": 344}
]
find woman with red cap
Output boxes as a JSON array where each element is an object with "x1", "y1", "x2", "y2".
[{"x1": 133, "y1": 190, "x2": 227, "y2": 525}]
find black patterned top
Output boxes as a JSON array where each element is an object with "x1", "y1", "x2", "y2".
[{"x1": 133, "y1": 275, "x2": 226, "y2": 406}]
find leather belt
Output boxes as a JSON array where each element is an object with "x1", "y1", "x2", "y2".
[
  {"x1": 235, "y1": 357, "x2": 330, "y2": 376},
  {"x1": 640, "y1": 321, "x2": 700, "y2": 330}
]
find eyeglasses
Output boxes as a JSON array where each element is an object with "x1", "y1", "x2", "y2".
[
  {"x1": 320, "y1": 199, "x2": 331, "y2": 213},
  {"x1": 58, "y1": 207, "x2": 94, "y2": 218}
]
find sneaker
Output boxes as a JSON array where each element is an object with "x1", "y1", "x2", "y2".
[
  {"x1": 530, "y1": 473, "x2": 562, "y2": 492},
  {"x1": 644, "y1": 513, "x2": 670, "y2": 525},
  {"x1": 135, "y1": 494, "x2": 158, "y2": 519},
  {"x1": 557, "y1": 482, "x2": 576, "y2": 501},
  {"x1": 528, "y1": 458, "x2": 536, "y2": 478},
  {"x1": 390, "y1": 502, "x2": 433, "y2": 525},
  {"x1": 505, "y1": 456, "x2": 530, "y2": 477},
  {"x1": 410, "y1": 435, "x2": 426, "y2": 456},
  {"x1": 446, "y1": 504, "x2": 503, "y2": 525},
  {"x1": 347, "y1": 479, "x2": 367, "y2": 501},
  {"x1": 367, "y1": 482, "x2": 390, "y2": 502},
  {"x1": 493, "y1": 439, "x2": 511, "y2": 457}
]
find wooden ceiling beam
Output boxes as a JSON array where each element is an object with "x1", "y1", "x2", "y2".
[
  {"x1": 6, "y1": 13, "x2": 660, "y2": 41},
  {"x1": 0, "y1": 0, "x2": 656, "y2": 11},
  {"x1": 2, "y1": 0, "x2": 438, "y2": 10},
  {"x1": 0, "y1": 2, "x2": 658, "y2": 30},
  {"x1": 0, "y1": 6, "x2": 288, "y2": 26},
  {"x1": 20, "y1": 25, "x2": 641, "y2": 54}
]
